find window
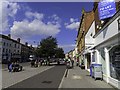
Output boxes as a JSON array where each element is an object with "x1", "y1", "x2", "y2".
[
  {"x1": 9, "y1": 49, "x2": 10, "y2": 53},
  {"x1": 6, "y1": 49, "x2": 8, "y2": 53},
  {"x1": 18, "y1": 45, "x2": 19, "y2": 48},
  {"x1": 15, "y1": 44, "x2": 16, "y2": 48},
  {"x1": 3, "y1": 48, "x2": 5, "y2": 52},
  {"x1": 100, "y1": 48, "x2": 106, "y2": 75},
  {"x1": 3, "y1": 42, "x2": 5, "y2": 46},
  {"x1": 7, "y1": 43, "x2": 8, "y2": 46},
  {"x1": 109, "y1": 45, "x2": 120, "y2": 80}
]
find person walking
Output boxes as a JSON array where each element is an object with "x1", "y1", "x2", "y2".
[
  {"x1": 7, "y1": 59, "x2": 11, "y2": 72},
  {"x1": 71, "y1": 59, "x2": 74, "y2": 68}
]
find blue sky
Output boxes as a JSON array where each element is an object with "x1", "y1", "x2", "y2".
[{"x1": 1, "y1": 2, "x2": 94, "y2": 53}]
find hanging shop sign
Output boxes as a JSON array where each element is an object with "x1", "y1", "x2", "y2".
[{"x1": 98, "y1": 0, "x2": 116, "y2": 20}]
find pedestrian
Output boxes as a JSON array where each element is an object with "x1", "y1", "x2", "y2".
[
  {"x1": 9, "y1": 62, "x2": 13, "y2": 72},
  {"x1": 71, "y1": 59, "x2": 74, "y2": 68},
  {"x1": 7, "y1": 60, "x2": 11, "y2": 71}
]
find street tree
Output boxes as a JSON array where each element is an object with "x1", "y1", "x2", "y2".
[
  {"x1": 55, "y1": 48, "x2": 65, "y2": 58},
  {"x1": 37, "y1": 36, "x2": 58, "y2": 59}
]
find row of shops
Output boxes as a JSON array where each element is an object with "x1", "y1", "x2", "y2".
[{"x1": 66, "y1": 1, "x2": 120, "y2": 89}]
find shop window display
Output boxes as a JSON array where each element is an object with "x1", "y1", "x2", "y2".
[{"x1": 109, "y1": 45, "x2": 120, "y2": 80}]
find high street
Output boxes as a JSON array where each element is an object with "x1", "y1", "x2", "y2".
[
  {"x1": 2, "y1": 62, "x2": 116, "y2": 89},
  {"x1": 2, "y1": 64, "x2": 66, "y2": 89}
]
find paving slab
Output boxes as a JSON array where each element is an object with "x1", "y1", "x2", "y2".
[{"x1": 60, "y1": 66, "x2": 116, "y2": 89}]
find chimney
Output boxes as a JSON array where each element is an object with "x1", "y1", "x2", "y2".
[
  {"x1": 25, "y1": 42, "x2": 28, "y2": 46},
  {"x1": 8, "y1": 34, "x2": 11, "y2": 38},
  {"x1": 30, "y1": 45, "x2": 32, "y2": 47},
  {"x1": 17, "y1": 38, "x2": 20, "y2": 43}
]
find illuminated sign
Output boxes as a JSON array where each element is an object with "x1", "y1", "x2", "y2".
[{"x1": 98, "y1": 0, "x2": 116, "y2": 20}]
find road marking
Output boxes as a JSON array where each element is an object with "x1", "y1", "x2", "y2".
[{"x1": 58, "y1": 68, "x2": 67, "y2": 89}]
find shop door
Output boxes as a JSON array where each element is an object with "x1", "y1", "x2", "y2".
[{"x1": 87, "y1": 53, "x2": 91, "y2": 69}]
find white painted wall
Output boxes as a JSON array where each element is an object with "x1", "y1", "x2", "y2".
[
  {"x1": 93, "y1": 14, "x2": 120, "y2": 89},
  {"x1": 95, "y1": 17, "x2": 119, "y2": 46},
  {"x1": 85, "y1": 21, "x2": 95, "y2": 47}
]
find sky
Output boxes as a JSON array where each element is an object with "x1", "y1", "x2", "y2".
[{"x1": 1, "y1": 1, "x2": 94, "y2": 53}]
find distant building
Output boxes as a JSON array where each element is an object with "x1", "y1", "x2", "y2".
[
  {"x1": 0, "y1": 34, "x2": 21, "y2": 63},
  {"x1": 0, "y1": 34, "x2": 34, "y2": 63}
]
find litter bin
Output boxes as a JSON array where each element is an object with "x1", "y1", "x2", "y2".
[
  {"x1": 90, "y1": 64, "x2": 95, "y2": 77},
  {"x1": 92, "y1": 64, "x2": 103, "y2": 80}
]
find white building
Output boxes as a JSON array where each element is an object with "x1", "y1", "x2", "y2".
[
  {"x1": 93, "y1": 10, "x2": 120, "y2": 89},
  {"x1": 0, "y1": 34, "x2": 21, "y2": 63},
  {"x1": 84, "y1": 21, "x2": 95, "y2": 71}
]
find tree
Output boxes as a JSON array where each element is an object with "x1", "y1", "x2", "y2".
[
  {"x1": 36, "y1": 36, "x2": 58, "y2": 58},
  {"x1": 55, "y1": 48, "x2": 65, "y2": 58}
]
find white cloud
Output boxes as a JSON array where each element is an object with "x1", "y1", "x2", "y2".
[
  {"x1": 52, "y1": 14, "x2": 60, "y2": 20},
  {"x1": 65, "y1": 18, "x2": 80, "y2": 30},
  {"x1": 70, "y1": 18, "x2": 74, "y2": 23},
  {"x1": 65, "y1": 22, "x2": 79, "y2": 30},
  {"x1": 25, "y1": 11, "x2": 44, "y2": 20},
  {"x1": 58, "y1": 44, "x2": 76, "y2": 48},
  {"x1": 11, "y1": 19, "x2": 61, "y2": 39},
  {"x1": 1, "y1": 1, "x2": 20, "y2": 32},
  {"x1": 49, "y1": 14, "x2": 60, "y2": 21},
  {"x1": 58, "y1": 44, "x2": 76, "y2": 53},
  {"x1": 8, "y1": 2, "x2": 20, "y2": 17}
]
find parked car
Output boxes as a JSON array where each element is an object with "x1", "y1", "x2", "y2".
[{"x1": 57, "y1": 58, "x2": 65, "y2": 65}]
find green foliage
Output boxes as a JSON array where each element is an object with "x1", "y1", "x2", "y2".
[
  {"x1": 55, "y1": 48, "x2": 65, "y2": 58},
  {"x1": 35, "y1": 36, "x2": 65, "y2": 59},
  {"x1": 35, "y1": 36, "x2": 58, "y2": 58}
]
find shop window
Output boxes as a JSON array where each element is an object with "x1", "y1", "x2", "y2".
[
  {"x1": 100, "y1": 48, "x2": 106, "y2": 75},
  {"x1": 109, "y1": 45, "x2": 120, "y2": 80}
]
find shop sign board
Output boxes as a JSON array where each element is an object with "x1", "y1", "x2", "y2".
[{"x1": 98, "y1": 0, "x2": 116, "y2": 20}]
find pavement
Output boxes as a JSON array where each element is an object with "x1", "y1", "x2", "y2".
[{"x1": 59, "y1": 66, "x2": 117, "y2": 89}]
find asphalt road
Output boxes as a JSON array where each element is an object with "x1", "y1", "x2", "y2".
[{"x1": 5, "y1": 64, "x2": 66, "y2": 89}]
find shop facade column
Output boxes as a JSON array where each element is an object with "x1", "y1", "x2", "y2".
[
  {"x1": 95, "y1": 49, "x2": 100, "y2": 64},
  {"x1": 104, "y1": 47, "x2": 110, "y2": 83}
]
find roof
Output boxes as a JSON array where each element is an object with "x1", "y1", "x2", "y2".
[{"x1": 0, "y1": 34, "x2": 20, "y2": 44}]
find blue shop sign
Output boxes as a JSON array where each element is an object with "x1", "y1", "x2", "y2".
[{"x1": 98, "y1": 0, "x2": 116, "y2": 20}]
